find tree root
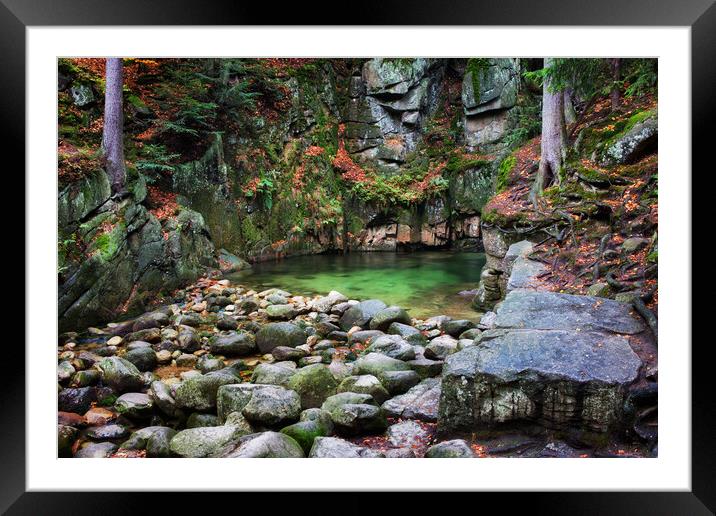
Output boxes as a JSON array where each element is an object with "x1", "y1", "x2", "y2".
[
  {"x1": 605, "y1": 270, "x2": 631, "y2": 291},
  {"x1": 632, "y1": 296, "x2": 658, "y2": 342},
  {"x1": 593, "y1": 233, "x2": 611, "y2": 281}
]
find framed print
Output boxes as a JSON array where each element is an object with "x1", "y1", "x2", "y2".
[{"x1": 4, "y1": 0, "x2": 712, "y2": 512}]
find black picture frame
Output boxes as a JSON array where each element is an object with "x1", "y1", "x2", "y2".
[{"x1": 4, "y1": 0, "x2": 711, "y2": 513}]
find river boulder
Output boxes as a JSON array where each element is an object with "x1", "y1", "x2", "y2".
[
  {"x1": 352, "y1": 352, "x2": 411, "y2": 376},
  {"x1": 286, "y1": 363, "x2": 339, "y2": 409},
  {"x1": 365, "y1": 335, "x2": 416, "y2": 361},
  {"x1": 174, "y1": 373, "x2": 239, "y2": 411},
  {"x1": 96, "y1": 356, "x2": 144, "y2": 392},
  {"x1": 337, "y1": 375, "x2": 390, "y2": 404},
  {"x1": 425, "y1": 439, "x2": 474, "y2": 458},
  {"x1": 241, "y1": 385, "x2": 302, "y2": 427},
  {"x1": 424, "y1": 335, "x2": 459, "y2": 360},
  {"x1": 378, "y1": 370, "x2": 421, "y2": 395},
  {"x1": 251, "y1": 362, "x2": 297, "y2": 388},
  {"x1": 255, "y1": 322, "x2": 306, "y2": 353},
  {"x1": 58, "y1": 386, "x2": 96, "y2": 414},
  {"x1": 308, "y1": 436, "x2": 383, "y2": 458},
  {"x1": 209, "y1": 331, "x2": 257, "y2": 356},
  {"x1": 438, "y1": 327, "x2": 642, "y2": 440},
  {"x1": 114, "y1": 392, "x2": 154, "y2": 419},
  {"x1": 123, "y1": 347, "x2": 157, "y2": 372},
  {"x1": 280, "y1": 417, "x2": 332, "y2": 455},
  {"x1": 369, "y1": 306, "x2": 412, "y2": 331},
  {"x1": 169, "y1": 425, "x2": 246, "y2": 458},
  {"x1": 382, "y1": 377, "x2": 441, "y2": 422},
  {"x1": 494, "y1": 289, "x2": 646, "y2": 334},
  {"x1": 339, "y1": 299, "x2": 387, "y2": 331},
  {"x1": 220, "y1": 431, "x2": 305, "y2": 458}
]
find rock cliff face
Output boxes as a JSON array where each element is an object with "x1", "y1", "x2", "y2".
[
  {"x1": 461, "y1": 58, "x2": 520, "y2": 151},
  {"x1": 58, "y1": 170, "x2": 216, "y2": 332},
  {"x1": 151, "y1": 58, "x2": 526, "y2": 263},
  {"x1": 58, "y1": 58, "x2": 526, "y2": 330}
]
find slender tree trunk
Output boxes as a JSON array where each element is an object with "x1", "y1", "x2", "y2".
[
  {"x1": 532, "y1": 58, "x2": 566, "y2": 205},
  {"x1": 101, "y1": 58, "x2": 126, "y2": 194},
  {"x1": 563, "y1": 87, "x2": 577, "y2": 125},
  {"x1": 610, "y1": 58, "x2": 621, "y2": 112}
]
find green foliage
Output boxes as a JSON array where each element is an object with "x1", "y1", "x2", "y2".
[
  {"x1": 98, "y1": 394, "x2": 118, "y2": 407},
  {"x1": 58, "y1": 233, "x2": 78, "y2": 274},
  {"x1": 496, "y1": 154, "x2": 517, "y2": 193},
  {"x1": 623, "y1": 59, "x2": 657, "y2": 97},
  {"x1": 135, "y1": 144, "x2": 180, "y2": 180},
  {"x1": 244, "y1": 170, "x2": 278, "y2": 211},
  {"x1": 311, "y1": 109, "x2": 339, "y2": 157},
  {"x1": 525, "y1": 58, "x2": 657, "y2": 104},
  {"x1": 466, "y1": 58, "x2": 491, "y2": 101},
  {"x1": 91, "y1": 223, "x2": 125, "y2": 262},
  {"x1": 158, "y1": 95, "x2": 217, "y2": 137},
  {"x1": 444, "y1": 155, "x2": 489, "y2": 176}
]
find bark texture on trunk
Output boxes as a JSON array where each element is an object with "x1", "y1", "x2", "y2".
[
  {"x1": 532, "y1": 58, "x2": 566, "y2": 204},
  {"x1": 101, "y1": 58, "x2": 126, "y2": 194},
  {"x1": 563, "y1": 88, "x2": 577, "y2": 125},
  {"x1": 610, "y1": 58, "x2": 621, "y2": 112}
]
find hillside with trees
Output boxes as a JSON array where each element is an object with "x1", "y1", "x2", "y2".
[{"x1": 57, "y1": 58, "x2": 658, "y2": 459}]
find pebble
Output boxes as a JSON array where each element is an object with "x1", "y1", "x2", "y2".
[
  {"x1": 107, "y1": 336, "x2": 123, "y2": 346},
  {"x1": 156, "y1": 350, "x2": 172, "y2": 364}
]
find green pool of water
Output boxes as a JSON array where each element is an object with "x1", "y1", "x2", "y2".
[{"x1": 228, "y1": 251, "x2": 486, "y2": 321}]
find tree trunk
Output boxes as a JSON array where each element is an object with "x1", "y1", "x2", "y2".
[
  {"x1": 610, "y1": 58, "x2": 621, "y2": 112},
  {"x1": 532, "y1": 58, "x2": 566, "y2": 205},
  {"x1": 101, "y1": 58, "x2": 126, "y2": 194},
  {"x1": 563, "y1": 87, "x2": 577, "y2": 125}
]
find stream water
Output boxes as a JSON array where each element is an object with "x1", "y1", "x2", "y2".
[{"x1": 228, "y1": 251, "x2": 486, "y2": 321}]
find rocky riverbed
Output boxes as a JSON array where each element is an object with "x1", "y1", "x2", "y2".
[{"x1": 57, "y1": 242, "x2": 657, "y2": 458}]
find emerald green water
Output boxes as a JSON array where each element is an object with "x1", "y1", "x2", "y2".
[{"x1": 229, "y1": 251, "x2": 486, "y2": 321}]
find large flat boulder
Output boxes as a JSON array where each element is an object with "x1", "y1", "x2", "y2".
[
  {"x1": 438, "y1": 328, "x2": 642, "y2": 438},
  {"x1": 494, "y1": 289, "x2": 646, "y2": 334},
  {"x1": 505, "y1": 256, "x2": 546, "y2": 293}
]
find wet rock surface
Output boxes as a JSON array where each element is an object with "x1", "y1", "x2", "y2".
[
  {"x1": 57, "y1": 273, "x2": 655, "y2": 459},
  {"x1": 439, "y1": 287, "x2": 649, "y2": 444}
]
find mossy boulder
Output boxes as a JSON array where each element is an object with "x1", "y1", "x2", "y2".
[
  {"x1": 330, "y1": 403, "x2": 388, "y2": 436},
  {"x1": 209, "y1": 331, "x2": 257, "y2": 356},
  {"x1": 600, "y1": 112, "x2": 657, "y2": 166},
  {"x1": 123, "y1": 347, "x2": 157, "y2": 372},
  {"x1": 321, "y1": 392, "x2": 376, "y2": 414},
  {"x1": 425, "y1": 439, "x2": 475, "y2": 458},
  {"x1": 251, "y1": 362, "x2": 297, "y2": 388},
  {"x1": 266, "y1": 304, "x2": 297, "y2": 320},
  {"x1": 337, "y1": 375, "x2": 390, "y2": 404},
  {"x1": 217, "y1": 248, "x2": 251, "y2": 274},
  {"x1": 368, "y1": 306, "x2": 411, "y2": 331},
  {"x1": 58, "y1": 168, "x2": 111, "y2": 229},
  {"x1": 114, "y1": 392, "x2": 154, "y2": 419},
  {"x1": 255, "y1": 322, "x2": 306, "y2": 354},
  {"x1": 58, "y1": 425, "x2": 78, "y2": 457},
  {"x1": 339, "y1": 299, "x2": 387, "y2": 331},
  {"x1": 174, "y1": 373, "x2": 239, "y2": 411},
  {"x1": 96, "y1": 356, "x2": 144, "y2": 393},
  {"x1": 169, "y1": 425, "x2": 246, "y2": 458},
  {"x1": 287, "y1": 363, "x2": 339, "y2": 409},
  {"x1": 352, "y1": 352, "x2": 411, "y2": 376},
  {"x1": 280, "y1": 419, "x2": 331, "y2": 455},
  {"x1": 220, "y1": 431, "x2": 305, "y2": 458}
]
